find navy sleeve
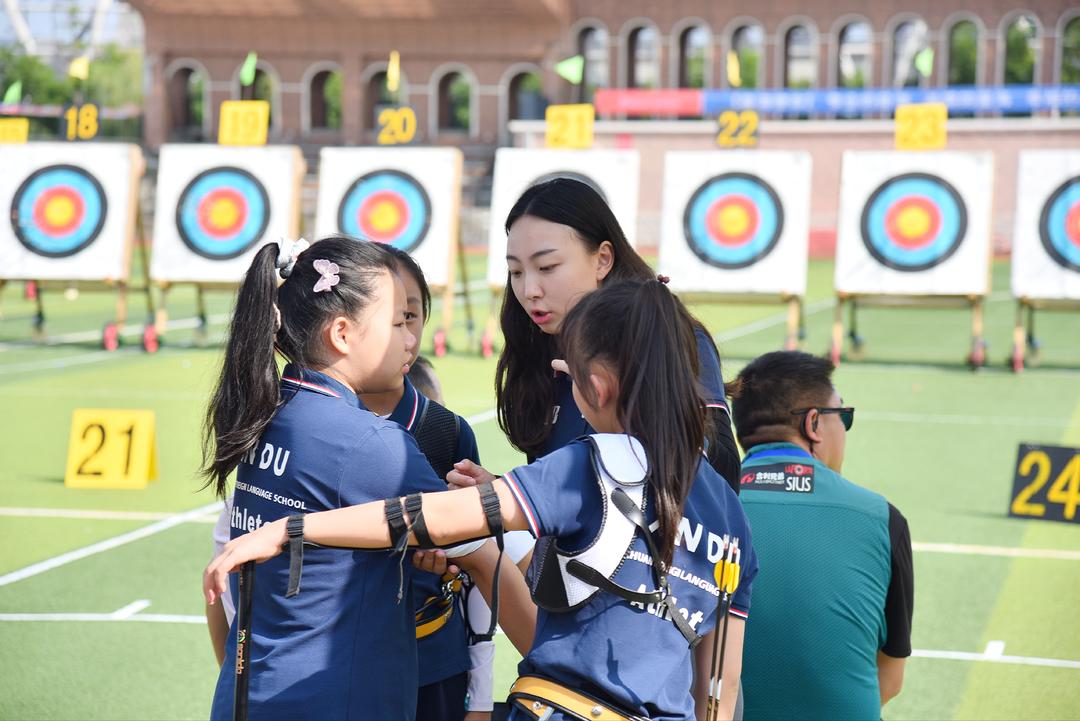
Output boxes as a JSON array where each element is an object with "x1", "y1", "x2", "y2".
[
  {"x1": 729, "y1": 517, "x2": 758, "y2": 618},
  {"x1": 338, "y1": 425, "x2": 447, "y2": 506},
  {"x1": 694, "y1": 326, "x2": 728, "y2": 411},
  {"x1": 502, "y1": 442, "x2": 597, "y2": 541},
  {"x1": 882, "y1": 503, "x2": 914, "y2": 658},
  {"x1": 455, "y1": 417, "x2": 481, "y2": 466}
]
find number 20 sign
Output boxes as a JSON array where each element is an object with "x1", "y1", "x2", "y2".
[
  {"x1": 1009, "y1": 444, "x2": 1080, "y2": 525},
  {"x1": 64, "y1": 409, "x2": 158, "y2": 489}
]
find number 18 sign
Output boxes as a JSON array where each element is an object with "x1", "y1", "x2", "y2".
[
  {"x1": 64, "y1": 409, "x2": 158, "y2": 489},
  {"x1": 1008, "y1": 443, "x2": 1080, "y2": 525}
]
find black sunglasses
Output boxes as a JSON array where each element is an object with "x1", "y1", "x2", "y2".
[{"x1": 790, "y1": 407, "x2": 855, "y2": 431}]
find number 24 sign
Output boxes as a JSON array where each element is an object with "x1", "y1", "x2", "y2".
[
  {"x1": 64, "y1": 409, "x2": 158, "y2": 489},
  {"x1": 1009, "y1": 444, "x2": 1080, "y2": 524}
]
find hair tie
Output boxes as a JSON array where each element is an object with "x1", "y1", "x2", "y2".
[
  {"x1": 276, "y1": 237, "x2": 310, "y2": 279},
  {"x1": 657, "y1": 274, "x2": 670, "y2": 285},
  {"x1": 312, "y1": 259, "x2": 340, "y2": 293}
]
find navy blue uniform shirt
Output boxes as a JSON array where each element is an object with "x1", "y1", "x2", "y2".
[
  {"x1": 210, "y1": 366, "x2": 449, "y2": 721},
  {"x1": 386, "y1": 375, "x2": 481, "y2": 687},
  {"x1": 504, "y1": 440, "x2": 758, "y2": 721},
  {"x1": 532, "y1": 327, "x2": 728, "y2": 461}
]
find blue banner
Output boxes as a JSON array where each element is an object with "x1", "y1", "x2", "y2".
[{"x1": 702, "y1": 85, "x2": 1080, "y2": 116}]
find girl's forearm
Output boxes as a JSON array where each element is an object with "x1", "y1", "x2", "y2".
[{"x1": 457, "y1": 541, "x2": 537, "y2": 656}]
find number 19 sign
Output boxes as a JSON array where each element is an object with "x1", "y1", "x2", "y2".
[
  {"x1": 64, "y1": 409, "x2": 158, "y2": 489},
  {"x1": 1009, "y1": 444, "x2": 1080, "y2": 525}
]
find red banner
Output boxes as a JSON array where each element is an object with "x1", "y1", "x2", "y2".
[{"x1": 592, "y1": 89, "x2": 703, "y2": 116}]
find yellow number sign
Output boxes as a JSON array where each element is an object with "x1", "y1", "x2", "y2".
[
  {"x1": 895, "y1": 102, "x2": 947, "y2": 151},
  {"x1": 0, "y1": 117, "x2": 29, "y2": 144},
  {"x1": 218, "y1": 100, "x2": 270, "y2": 146},
  {"x1": 61, "y1": 103, "x2": 99, "y2": 141},
  {"x1": 1008, "y1": 444, "x2": 1080, "y2": 524},
  {"x1": 64, "y1": 409, "x2": 158, "y2": 489},
  {"x1": 545, "y1": 104, "x2": 594, "y2": 149},
  {"x1": 377, "y1": 107, "x2": 417, "y2": 145},
  {"x1": 716, "y1": 110, "x2": 759, "y2": 148}
]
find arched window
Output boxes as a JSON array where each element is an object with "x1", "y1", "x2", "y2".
[
  {"x1": 678, "y1": 25, "x2": 710, "y2": 88},
  {"x1": 167, "y1": 66, "x2": 205, "y2": 141},
  {"x1": 239, "y1": 68, "x2": 278, "y2": 128},
  {"x1": 1063, "y1": 16, "x2": 1080, "y2": 84},
  {"x1": 947, "y1": 21, "x2": 979, "y2": 85},
  {"x1": 892, "y1": 19, "x2": 929, "y2": 87},
  {"x1": 365, "y1": 71, "x2": 400, "y2": 129},
  {"x1": 308, "y1": 69, "x2": 342, "y2": 131},
  {"x1": 508, "y1": 72, "x2": 546, "y2": 120},
  {"x1": 578, "y1": 26, "x2": 609, "y2": 103},
  {"x1": 784, "y1": 25, "x2": 816, "y2": 88},
  {"x1": 626, "y1": 25, "x2": 659, "y2": 88},
  {"x1": 837, "y1": 21, "x2": 872, "y2": 88},
  {"x1": 437, "y1": 72, "x2": 471, "y2": 132},
  {"x1": 1003, "y1": 14, "x2": 1040, "y2": 84},
  {"x1": 731, "y1": 24, "x2": 764, "y2": 88}
]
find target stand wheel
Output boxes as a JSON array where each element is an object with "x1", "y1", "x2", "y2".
[
  {"x1": 433, "y1": 329, "x2": 448, "y2": 358},
  {"x1": 31, "y1": 312, "x2": 46, "y2": 343},
  {"x1": 967, "y1": 340, "x2": 987, "y2": 369},
  {"x1": 481, "y1": 330, "x2": 494, "y2": 359},
  {"x1": 24, "y1": 281, "x2": 38, "y2": 301},
  {"x1": 783, "y1": 336, "x2": 799, "y2": 351},
  {"x1": 102, "y1": 322, "x2": 120, "y2": 352},
  {"x1": 141, "y1": 323, "x2": 159, "y2": 354},
  {"x1": 1010, "y1": 344, "x2": 1025, "y2": 374},
  {"x1": 828, "y1": 343, "x2": 842, "y2": 366}
]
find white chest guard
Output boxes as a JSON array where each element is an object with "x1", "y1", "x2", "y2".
[{"x1": 528, "y1": 434, "x2": 704, "y2": 646}]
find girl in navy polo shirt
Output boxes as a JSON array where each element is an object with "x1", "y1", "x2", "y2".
[
  {"x1": 206, "y1": 279, "x2": 759, "y2": 721},
  {"x1": 201, "y1": 236, "x2": 483, "y2": 721}
]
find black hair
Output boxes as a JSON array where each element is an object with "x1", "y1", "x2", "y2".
[
  {"x1": 560, "y1": 279, "x2": 705, "y2": 568},
  {"x1": 407, "y1": 355, "x2": 441, "y2": 402},
  {"x1": 495, "y1": 177, "x2": 654, "y2": 458},
  {"x1": 729, "y1": 350, "x2": 837, "y2": 450},
  {"x1": 380, "y1": 244, "x2": 431, "y2": 324},
  {"x1": 200, "y1": 236, "x2": 397, "y2": 497}
]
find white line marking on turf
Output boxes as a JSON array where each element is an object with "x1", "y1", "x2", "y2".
[
  {"x1": 984, "y1": 640, "x2": 1006, "y2": 659},
  {"x1": 713, "y1": 298, "x2": 835, "y2": 344},
  {"x1": 0, "y1": 349, "x2": 139, "y2": 376},
  {"x1": 0, "y1": 501, "x2": 223, "y2": 587},
  {"x1": 858, "y1": 411, "x2": 1070, "y2": 428},
  {"x1": 0, "y1": 507, "x2": 217, "y2": 523},
  {"x1": 911, "y1": 648, "x2": 1080, "y2": 670},
  {"x1": 0, "y1": 599, "x2": 205, "y2": 625},
  {"x1": 111, "y1": 599, "x2": 151, "y2": 619},
  {"x1": 465, "y1": 408, "x2": 497, "y2": 425},
  {"x1": 912, "y1": 542, "x2": 1080, "y2": 561}
]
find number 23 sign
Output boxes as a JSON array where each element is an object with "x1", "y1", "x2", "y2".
[
  {"x1": 64, "y1": 409, "x2": 158, "y2": 489},
  {"x1": 1009, "y1": 444, "x2": 1080, "y2": 524}
]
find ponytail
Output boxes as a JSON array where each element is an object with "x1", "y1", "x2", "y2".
[
  {"x1": 201, "y1": 244, "x2": 281, "y2": 497},
  {"x1": 561, "y1": 279, "x2": 704, "y2": 567}
]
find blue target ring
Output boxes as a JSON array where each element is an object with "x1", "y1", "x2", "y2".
[
  {"x1": 682, "y1": 173, "x2": 784, "y2": 270},
  {"x1": 1039, "y1": 175, "x2": 1080, "y2": 272},
  {"x1": 10, "y1": 164, "x2": 107, "y2": 258},
  {"x1": 175, "y1": 167, "x2": 270, "y2": 260},
  {"x1": 337, "y1": 170, "x2": 431, "y2": 252},
  {"x1": 860, "y1": 173, "x2": 967, "y2": 272}
]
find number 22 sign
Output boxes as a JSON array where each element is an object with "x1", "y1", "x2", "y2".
[
  {"x1": 1008, "y1": 444, "x2": 1080, "y2": 524},
  {"x1": 64, "y1": 409, "x2": 158, "y2": 489}
]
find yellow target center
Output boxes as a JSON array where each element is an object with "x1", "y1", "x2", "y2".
[
  {"x1": 369, "y1": 201, "x2": 402, "y2": 233},
  {"x1": 208, "y1": 198, "x2": 240, "y2": 230},
  {"x1": 44, "y1": 196, "x2": 76, "y2": 227},
  {"x1": 716, "y1": 204, "x2": 751, "y2": 238},
  {"x1": 896, "y1": 205, "x2": 932, "y2": 239}
]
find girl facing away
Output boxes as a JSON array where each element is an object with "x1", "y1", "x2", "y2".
[
  {"x1": 201, "y1": 236, "x2": 486, "y2": 720},
  {"x1": 206, "y1": 278, "x2": 758, "y2": 721}
]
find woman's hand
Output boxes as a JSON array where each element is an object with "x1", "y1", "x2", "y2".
[
  {"x1": 203, "y1": 518, "x2": 288, "y2": 604},
  {"x1": 412, "y1": 549, "x2": 459, "y2": 576},
  {"x1": 446, "y1": 459, "x2": 497, "y2": 489}
]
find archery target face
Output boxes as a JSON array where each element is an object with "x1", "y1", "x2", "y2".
[
  {"x1": 151, "y1": 145, "x2": 304, "y2": 283},
  {"x1": 835, "y1": 152, "x2": 993, "y2": 296},
  {"x1": 0, "y1": 143, "x2": 142, "y2": 281},
  {"x1": 1012, "y1": 151, "x2": 1080, "y2": 300},
  {"x1": 315, "y1": 148, "x2": 462, "y2": 288},
  {"x1": 659, "y1": 152, "x2": 811, "y2": 296},
  {"x1": 486, "y1": 149, "x2": 640, "y2": 287}
]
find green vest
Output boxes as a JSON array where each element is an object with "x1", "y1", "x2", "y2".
[{"x1": 739, "y1": 443, "x2": 891, "y2": 721}]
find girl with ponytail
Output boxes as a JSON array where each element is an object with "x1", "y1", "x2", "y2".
[
  {"x1": 200, "y1": 236, "x2": 488, "y2": 721},
  {"x1": 205, "y1": 279, "x2": 759, "y2": 721}
]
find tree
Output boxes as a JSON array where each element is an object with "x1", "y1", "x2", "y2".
[{"x1": 948, "y1": 22, "x2": 978, "y2": 86}]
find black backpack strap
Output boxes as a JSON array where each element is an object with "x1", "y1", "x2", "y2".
[{"x1": 413, "y1": 400, "x2": 461, "y2": 481}]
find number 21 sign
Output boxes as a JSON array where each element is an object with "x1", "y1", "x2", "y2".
[
  {"x1": 64, "y1": 409, "x2": 158, "y2": 489},
  {"x1": 1009, "y1": 444, "x2": 1080, "y2": 525}
]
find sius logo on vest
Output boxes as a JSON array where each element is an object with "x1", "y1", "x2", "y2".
[{"x1": 242, "y1": 441, "x2": 291, "y2": 476}]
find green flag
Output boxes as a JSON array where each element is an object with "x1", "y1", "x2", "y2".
[
  {"x1": 3, "y1": 80, "x2": 22, "y2": 105},
  {"x1": 555, "y1": 55, "x2": 585, "y2": 85},
  {"x1": 240, "y1": 52, "x2": 258, "y2": 87},
  {"x1": 914, "y1": 47, "x2": 935, "y2": 78}
]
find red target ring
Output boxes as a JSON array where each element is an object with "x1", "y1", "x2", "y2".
[
  {"x1": 1067, "y1": 203, "x2": 1080, "y2": 250},
  {"x1": 705, "y1": 194, "x2": 759, "y2": 247},
  {"x1": 32, "y1": 186, "x2": 86, "y2": 237},
  {"x1": 884, "y1": 196, "x2": 941, "y2": 250},
  {"x1": 358, "y1": 190, "x2": 411, "y2": 243},
  {"x1": 196, "y1": 188, "x2": 248, "y2": 240}
]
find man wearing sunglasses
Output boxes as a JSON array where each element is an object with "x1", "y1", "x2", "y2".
[{"x1": 729, "y1": 351, "x2": 913, "y2": 721}]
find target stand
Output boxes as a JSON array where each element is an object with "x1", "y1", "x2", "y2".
[
  {"x1": 833, "y1": 153, "x2": 994, "y2": 368},
  {"x1": 658, "y1": 152, "x2": 813, "y2": 351},
  {"x1": 0, "y1": 144, "x2": 156, "y2": 351},
  {"x1": 150, "y1": 146, "x2": 306, "y2": 345},
  {"x1": 1009, "y1": 153, "x2": 1080, "y2": 372},
  {"x1": 315, "y1": 148, "x2": 468, "y2": 358}
]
